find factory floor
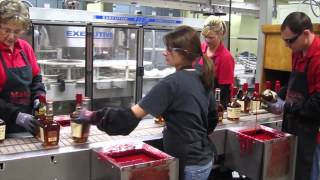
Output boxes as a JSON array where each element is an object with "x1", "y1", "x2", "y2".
[{"x1": 209, "y1": 167, "x2": 251, "y2": 180}]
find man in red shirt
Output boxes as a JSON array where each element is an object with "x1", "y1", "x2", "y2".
[
  {"x1": 0, "y1": 0, "x2": 45, "y2": 135},
  {"x1": 201, "y1": 16, "x2": 235, "y2": 109},
  {"x1": 266, "y1": 12, "x2": 320, "y2": 180}
]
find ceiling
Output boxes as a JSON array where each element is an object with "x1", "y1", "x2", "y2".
[{"x1": 84, "y1": 0, "x2": 308, "y2": 16}]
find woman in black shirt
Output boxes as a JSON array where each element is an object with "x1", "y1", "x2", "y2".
[{"x1": 75, "y1": 25, "x2": 218, "y2": 180}]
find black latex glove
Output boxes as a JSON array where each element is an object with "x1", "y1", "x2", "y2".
[
  {"x1": 74, "y1": 109, "x2": 96, "y2": 124},
  {"x1": 16, "y1": 112, "x2": 40, "y2": 136},
  {"x1": 95, "y1": 107, "x2": 141, "y2": 136},
  {"x1": 263, "y1": 97, "x2": 285, "y2": 115}
]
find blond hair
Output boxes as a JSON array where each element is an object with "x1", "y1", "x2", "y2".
[
  {"x1": 0, "y1": 0, "x2": 30, "y2": 29},
  {"x1": 201, "y1": 16, "x2": 226, "y2": 40}
]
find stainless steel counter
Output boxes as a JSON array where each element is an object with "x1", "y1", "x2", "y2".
[{"x1": 0, "y1": 111, "x2": 283, "y2": 180}]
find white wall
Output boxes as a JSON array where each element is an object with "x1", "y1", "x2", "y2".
[
  {"x1": 230, "y1": 14, "x2": 259, "y2": 57},
  {"x1": 274, "y1": 4, "x2": 320, "y2": 24}
]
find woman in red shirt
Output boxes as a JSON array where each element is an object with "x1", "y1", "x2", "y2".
[
  {"x1": 201, "y1": 16, "x2": 235, "y2": 109},
  {"x1": 0, "y1": 0, "x2": 45, "y2": 135}
]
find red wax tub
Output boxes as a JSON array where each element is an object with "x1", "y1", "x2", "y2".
[
  {"x1": 98, "y1": 143, "x2": 170, "y2": 167},
  {"x1": 239, "y1": 128, "x2": 285, "y2": 141},
  {"x1": 102, "y1": 148, "x2": 162, "y2": 166},
  {"x1": 91, "y1": 142, "x2": 179, "y2": 180}
]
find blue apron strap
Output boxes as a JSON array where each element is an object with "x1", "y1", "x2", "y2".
[
  {"x1": 19, "y1": 51, "x2": 31, "y2": 66},
  {"x1": 0, "y1": 52, "x2": 8, "y2": 69}
]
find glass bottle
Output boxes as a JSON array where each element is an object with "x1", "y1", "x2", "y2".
[
  {"x1": 251, "y1": 83, "x2": 261, "y2": 112},
  {"x1": 261, "y1": 81, "x2": 277, "y2": 103},
  {"x1": 35, "y1": 94, "x2": 47, "y2": 139},
  {"x1": 275, "y1": 80, "x2": 281, "y2": 93},
  {"x1": 0, "y1": 119, "x2": 6, "y2": 143},
  {"x1": 35, "y1": 94, "x2": 47, "y2": 122},
  {"x1": 71, "y1": 97, "x2": 91, "y2": 143},
  {"x1": 239, "y1": 83, "x2": 251, "y2": 113},
  {"x1": 227, "y1": 87, "x2": 241, "y2": 121},
  {"x1": 215, "y1": 88, "x2": 224, "y2": 123},
  {"x1": 155, "y1": 116, "x2": 165, "y2": 125},
  {"x1": 70, "y1": 93, "x2": 82, "y2": 140},
  {"x1": 39, "y1": 101, "x2": 60, "y2": 147}
]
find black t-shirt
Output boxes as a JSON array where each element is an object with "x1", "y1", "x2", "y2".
[{"x1": 139, "y1": 69, "x2": 217, "y2": 167}]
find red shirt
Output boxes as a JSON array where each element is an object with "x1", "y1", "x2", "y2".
[
  {"x1": 292, "y1": 35, "x2": 320, "y2": 95},
  {"x1": 201, "y1": 42, "x2": 235, "y2": 85},
  {"x1": 0, "y1": 39, "x2": 40, "y2": 92}
]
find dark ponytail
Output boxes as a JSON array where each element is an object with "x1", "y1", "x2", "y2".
[
  {"x1": 200, "y1": 54, "x2": 215, "y2": 90},
  {"x1": 164, "y1": 25, "x2": 215, "y2": 90}
]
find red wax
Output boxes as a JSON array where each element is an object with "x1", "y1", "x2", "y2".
[
  {"x1": 240, "y1": 129, "x2": 283, "y2": 141},
  {"x1": 251, "y1": 133, "x2": 274, "y2": 141},
  {"x1": 102, "y1": 149, "x2": 164, "y2": 166},
  {"x1": 54, "y1": 115, "x2": 71, "y2": 127},
  {"x1": 111, "y1": 150, "x2": 158, "y2": 166}
]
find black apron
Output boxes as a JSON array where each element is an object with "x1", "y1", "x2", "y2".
[
  {"x1": 0, "y1": 51, "x2": 33, "y2": 133},
  {"x1": 282, "y1": 58, "x2": 317, "y2": 180}
]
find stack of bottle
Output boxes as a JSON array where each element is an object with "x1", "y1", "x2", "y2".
[
  {"x1": 0, "y1": 118, "x2": 5, "y2": 143},
  {"x1": 215, "y1": 88, "x2": 224, "y2": 123},
  {"x1": 70, "y1": 93, "x2": 91, "y2": 143},
  {"x1": 251, "y1": 83, "x2": 261, "y2": 112},
  {"x1": 222, "y1": 80, "x2": 280, "y2": 122},
  {"x1": 261, "y1": 80, "x2": 281, "y2": 107},
  {"x1": 35, "y1": 94, "x2": 60, "y2": 147},
  {"x1": 227, "y1": 86, "x2": 241, "y2": 121}
]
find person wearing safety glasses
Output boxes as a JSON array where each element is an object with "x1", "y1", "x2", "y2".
[
  {"x1": 0, "y1": 0, "x2": 45, "y2": 136},
  {"x1": 200, "y1": 16, "x2": 235, "y2": 109},
  {"x1": 74, "y1": 26, "x2": 218, "y2": 180},
  {"x1": 265, "y1": 12, "x2": 320, "y2": 180}
]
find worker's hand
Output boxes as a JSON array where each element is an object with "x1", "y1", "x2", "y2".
[
  {"x1": 33, "y1": 99, "x2": 40, "y2": 109},
  {"x1": 263, "y1": 97, "x2": 285, "y2": 115},
  {"x1": 16, "y1": 112, "x2": 40, "y2": 136},
  {"x1": 74, "y1": 109, "x2": 96, "y2": 124}
]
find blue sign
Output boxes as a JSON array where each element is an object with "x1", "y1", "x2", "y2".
[
  {"x1": 94, "y1": 15, "x2": 182, "y2": 25},
  {"x1": 65, "y1": 30, "x2": 112, "y2": 39}
]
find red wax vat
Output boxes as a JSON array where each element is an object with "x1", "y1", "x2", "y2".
[
  {"x1": 91, "y1": 142, "x2": 178, "y2": 180},
  {"x1": 224, "y1": 125, "x2": 297, "y2": 180}
]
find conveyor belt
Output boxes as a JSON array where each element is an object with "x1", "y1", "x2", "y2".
[
  {"x1": 0, "y1": 110, "x2": 281, "y2": 156},
  {"x1": 0, "y1": 120, "x2": 164, "y2": 155}
]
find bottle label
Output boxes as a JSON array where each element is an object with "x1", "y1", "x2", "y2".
[
  {"x1": 71, "y1": 122, "x2": 83, "y2": 138},
  {"x1": 218, "y1": 112, "x2": 223, "y2": 122},
  {"x1": 0, "y1": 125, "x2": 5, "y2": 140},
  {"x1": 47, "y1": 131, "x2": 58, "y2": 142},
  {"x1": 40, "y1": 127, "x2": 45, "y2": 142},
  {"x1": 317, "y1": 129, "x2": 320, "y2": 144},
  {"x1": 251, "y1": 100, "x2": 261, "y2": 112},
  {"x1": 238, "y1": 101, "x2": 245, "y2": 111},
  {"x1": 227, "y1": 107, "x2": 241, "y2": 119}
]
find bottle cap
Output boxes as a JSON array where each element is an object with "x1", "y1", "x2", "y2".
[
  {"x1": 275, "y1": 81, "x2": 281, "y2": 93},
  {"x1": 254, "y1": 83, "x2": 260, "y2": 92},
  {"x1": 243, "y1": 83, "x2": 248, "y2": 92},
  {"x1": 76, "y1": 93, "x2": 83, "y2": 104},
  {"x1": 265, "y1": 81, "x2": 271, "y2": 90},
  {"x1": 232, "y1": 87, "x2": 238, "y2": 97},
  {"x1": 39, "y1": 94, "x2": 46, "y2": 103}
]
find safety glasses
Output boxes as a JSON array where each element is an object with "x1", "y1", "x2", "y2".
[
  {"x1": 166, "y1": 47, "x2": 190, "y2": 54},
  {"x1": 283, "y1": 31, "x2": 303, "y2": 44},
  {"x1": 0, "y1": 26, "x2": 24, "y2": 36}
]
